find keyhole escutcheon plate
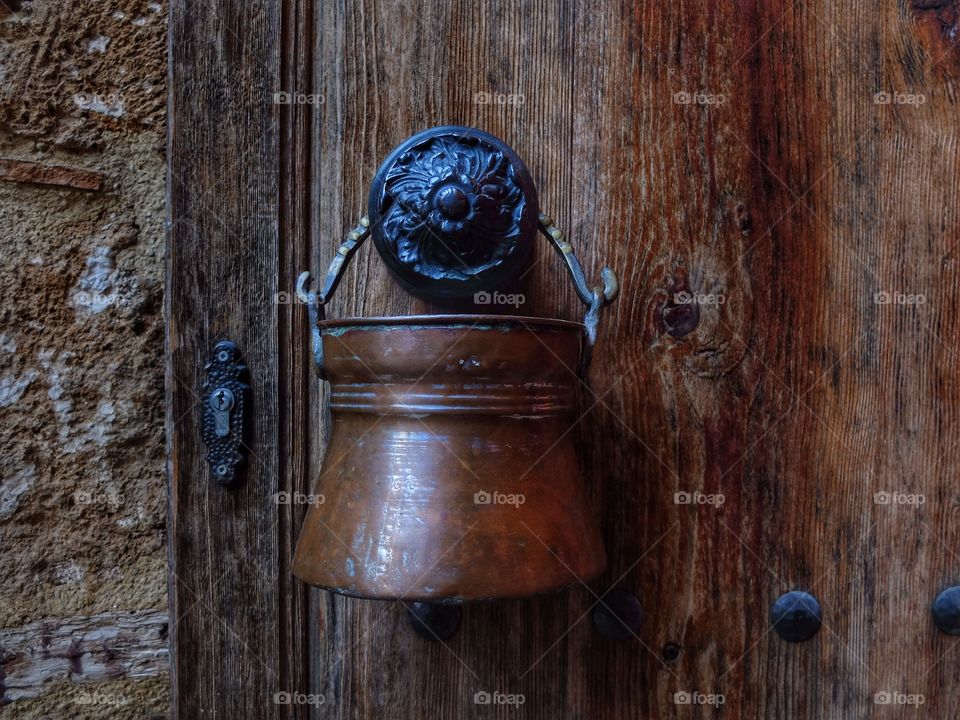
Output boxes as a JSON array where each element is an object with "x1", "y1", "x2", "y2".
[{"x1": 200, "y1": 340, "x2": 249, "y2": 485}]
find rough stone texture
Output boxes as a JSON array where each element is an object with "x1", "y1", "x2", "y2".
[
  {"x1": 3, "y1": 677, "x2": 169, "y2": 720},
  {"x1": 0, "y1": 0, "x2": 168, "y2": 717}
]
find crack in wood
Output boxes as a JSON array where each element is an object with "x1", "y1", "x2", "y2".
[{"x1": 0, "y1": 609, "x2": 168, "y2": 704}]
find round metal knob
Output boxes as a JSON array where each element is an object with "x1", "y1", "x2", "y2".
[
  {"x1": 932, "y1": 586, "x2": 960, "y2": 635},
  {"x1": 771, "y1": 591, "x2": 822, "y2": 642},
  {"x1": 435, "y1": 185, "x2": 471, "y2": 221},
  {"x1": 368, "y1": 126, "x2": 539, "y2": 302}
]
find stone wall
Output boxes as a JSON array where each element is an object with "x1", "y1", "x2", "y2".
[{"x1": 0, "y1": 1, "x2": 169, "y2": 717}]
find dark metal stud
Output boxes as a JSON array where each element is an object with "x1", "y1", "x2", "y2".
[
  {"x1": 591, "y1": 589, "x2": 643, "y2": 640},
  {"x1": 406, "y1": 602, "x2": 462, "y2": 641},
  {"x1": 932, "y1": 586, "x2": 960, "y2": 635},
  {"x1": 771, "y1": 591, "x2": 822, "y2": 642}
]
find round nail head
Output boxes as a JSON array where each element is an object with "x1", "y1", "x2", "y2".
[
  {"x1": 771, "y1": 591, "x2": 822, "y2": 642},
  {"x1": 406, "y1": 602, "x2": 462, "y2": 641},
  {"x1": 932, "y1": 586, "x2": 960, "y2": 635},
  {"x1": 592, "y1": 589, "x2": 643, "y2": 640}
]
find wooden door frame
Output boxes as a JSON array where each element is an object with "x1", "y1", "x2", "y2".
[{"x1": 166, "y1": 0, "x2": 313, "y2": 716}]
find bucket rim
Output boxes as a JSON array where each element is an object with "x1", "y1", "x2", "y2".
[{"x1": 317, "y1": 314, "x2": 585, "y2": 332}]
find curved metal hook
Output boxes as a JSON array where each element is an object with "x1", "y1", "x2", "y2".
[
  {"x1": 599, "y1": 266, "x2": 619, "y2": 305},
  {"x1": 537, "y1": 214, "x2": 619, "y2": 373},
  {"x1": 537, "y1": 215, "x2": 618, "y2": 307},
  {"x1": 296, "y1": 217, "x2": 372, "y2": 377},
  {"x1": 296, "y1": 271, "x2": 325, "y2": 377},
  {"x1": 316, "y1": 218, "x2": 371, "y2": 306}
]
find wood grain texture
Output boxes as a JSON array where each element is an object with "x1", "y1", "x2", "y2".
[
  {"x1": 0, "y1": 610, "x2": 168, "y2": 702},
  {"x1": 304, "y1": 1, "x2": 960, "y2": 718},
  {"x1": 167, "y1": 0, "x2": 312, "y2": 717},
  {"x1": 170, "y1": 0, "x2": 960, "y2": 717}
]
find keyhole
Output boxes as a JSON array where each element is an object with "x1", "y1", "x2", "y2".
[{"x1": 211, "y1": 387, "x2": 234, "y2": 413}]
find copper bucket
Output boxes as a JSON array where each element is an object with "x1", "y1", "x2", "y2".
[{"x1": 293, "y1": 127, "x2": 619, "y2": 602}]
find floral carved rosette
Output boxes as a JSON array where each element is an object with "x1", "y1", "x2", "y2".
[{"x1": 370, "y1": 129, "x2": 538, "y2": 298}]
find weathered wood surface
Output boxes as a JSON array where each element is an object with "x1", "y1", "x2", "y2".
[
  {"x1": 0, "y1": 610, "x2": 168, "y2": 702},
  {"x1": 167, "y1": 0, "x2": 311, "y2": 717},
  {"x1": 305, "y1": 1, "x2": 960, "y2": 719},
  {"x1": 170, "y1": 0, "x2": 960, "y2": 717}
]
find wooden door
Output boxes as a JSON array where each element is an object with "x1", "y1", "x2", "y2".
[{"x1": 168, "y1": 0, "x2": 960, "y2": 717}]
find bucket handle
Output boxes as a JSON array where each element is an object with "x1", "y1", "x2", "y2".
[{"x1": 296, "y1": 213, "x2": 618, "y2": 376}]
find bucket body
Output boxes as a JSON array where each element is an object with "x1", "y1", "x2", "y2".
[{"x1": 292, "y1": 314, "x2": 606, "y2": 601}]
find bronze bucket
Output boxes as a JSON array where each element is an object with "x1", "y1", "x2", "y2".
[{"x1": 292, "y1": 126, "x2": 619, "y2": 602}]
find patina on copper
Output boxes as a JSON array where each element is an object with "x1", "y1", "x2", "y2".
[{"x1": 293, "y1": 126, "x2": 618, "y2": 602}]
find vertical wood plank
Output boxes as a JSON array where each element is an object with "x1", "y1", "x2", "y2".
[
  {"x1": 280, "y1": 0, "x2": 316, "y2": 715},
  {"x1": 310, "y1": 2, "x2": 591, "y2": 718},
  {"x1": 167, "y1": 0, "x2": 312, "y2": 717}
]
